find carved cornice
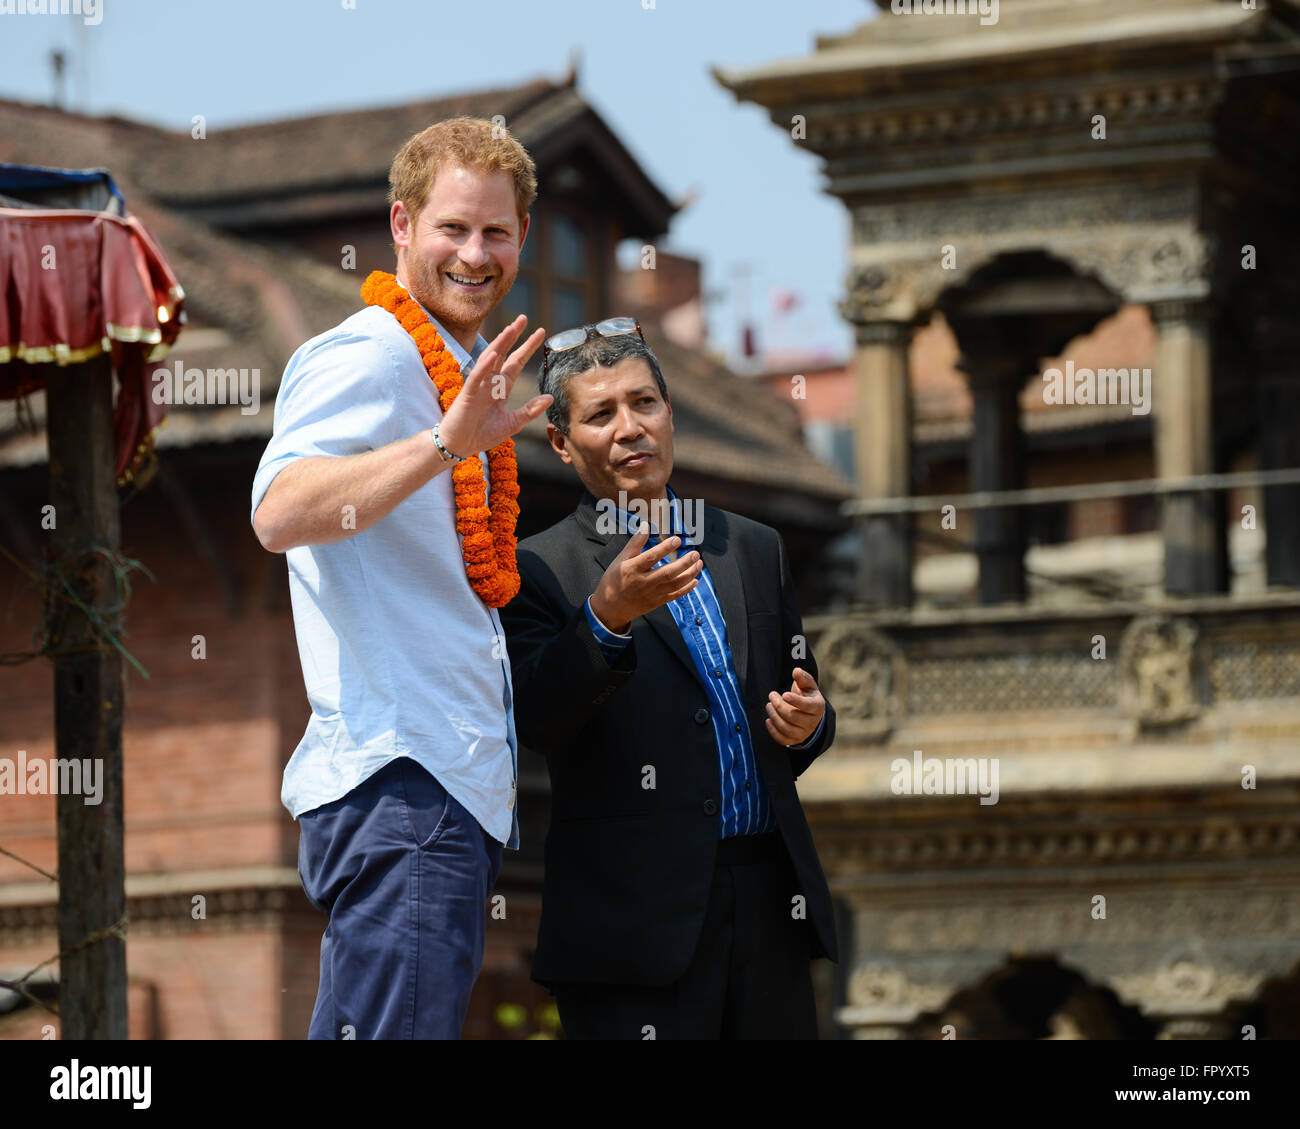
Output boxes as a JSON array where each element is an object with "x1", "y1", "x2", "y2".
[
  {"x1": 843, "y1": 176, "x2": 1212, "y2": 316},
  {"x1": 853, "y1": 182, "x2": 1198, "y2": 245},
  {"x1": 842, "y1": 225, "x2": 1210, "y2": 324},
  {"x1": 809, "y1": 80, "x2": 1220, "y2": 154},
  {"x1": 814, "y1": 811, "x2": 1300, "y2": 874},
  {"x1": 0, "y1": 870, "x2": 310, "y2": 946}
]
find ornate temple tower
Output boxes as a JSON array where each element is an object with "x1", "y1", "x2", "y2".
[{"x1": 718, "y1": 0, "x2": 1300, "y2": 1038}]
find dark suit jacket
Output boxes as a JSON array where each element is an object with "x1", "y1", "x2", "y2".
[{"x1": 500, "y1": 489, "x2": 838, "y2": 987}]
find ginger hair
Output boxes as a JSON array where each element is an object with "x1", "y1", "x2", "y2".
[{"x1": 388, "y1": 116, "x2": 537, "y2": 228}]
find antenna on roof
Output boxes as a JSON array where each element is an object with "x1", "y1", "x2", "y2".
[
  {"x1": 563, "y1": 49, "x2": 581, "y2": 88},
  {"x1": 50, "y1": 49, "x2": 67, "y2": 110},
  {"x1": 75, "y1": 16, "x2": 92, "y2": 113}
]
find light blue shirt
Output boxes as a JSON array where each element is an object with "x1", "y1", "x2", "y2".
[
  {"x1": 583, "y1": 488, "x2": 823, "y2": 837},
  {"x1": 251, "y1": 296, "x2": 519, "y2": 849}
]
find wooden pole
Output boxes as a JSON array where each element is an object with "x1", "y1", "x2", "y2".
[{"x1": 43, "y1": 352, "x2": 127, "y2": 1040}]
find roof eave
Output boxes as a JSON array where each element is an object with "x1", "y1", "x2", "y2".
[
  {"x1": 520, "y1": 94, "x2": 678, "y2": 239},
  {"x1": 714, "y1": 5, "x2": 1273, "y2": 106}
]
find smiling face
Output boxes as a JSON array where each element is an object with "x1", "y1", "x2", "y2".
[
  {"x1": 547, "y1": 356, "x2": 674, "y2": 506},
  {"x1": 391, "y1": 164, "x2": 529, "y2": 352}
]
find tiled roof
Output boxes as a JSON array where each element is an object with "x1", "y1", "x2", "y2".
[{"x1": 124, "y1": 80, "x2": 564, "y2": 204}]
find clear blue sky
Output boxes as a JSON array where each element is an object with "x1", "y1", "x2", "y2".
[{"x1": 1, "y1": 0, "x2": 873, "y2": 367}]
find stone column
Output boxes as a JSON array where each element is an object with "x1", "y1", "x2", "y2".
[
  {"x1": 853, "y1": 320, "x2": 914, "y2": 608},
  {"x1": 1150, "y1": 300, "x2": 1225, "y2": 595},
  {"x1": 965, "y1": 359, "x2": 1028, "y2": 605}
]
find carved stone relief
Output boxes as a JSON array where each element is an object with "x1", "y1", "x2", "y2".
[
  {"x1": 1118, "y1": 615, "x2": 1201, "y2": 727},
  {"x1": 834, "y1": 897, "x2": 1300, "y2": 1036},
  {"x1": 813, "y1": 622, "x2": 900, "y2": 741},
  {"x1": 852, "y1": 182, "x2": 1197, "y2": 246},
  {"x1": 842, "y1": 223, "x2": 1210, "y2": 322}
]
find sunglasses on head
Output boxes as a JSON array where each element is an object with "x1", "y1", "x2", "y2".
[{"x1": 541, "y1": 317, "x2": 645, "y2": 369}]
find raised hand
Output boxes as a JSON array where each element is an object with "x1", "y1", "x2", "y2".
[
  {"x1": 438, "y1": 315, "x2": 551, "y2": 456},
  {"x1": 588, "y1": 525, "x2": 703, "y2": 634},
  {"x1": 765, "y1": 667, "x2": 824, "y2": 747}
]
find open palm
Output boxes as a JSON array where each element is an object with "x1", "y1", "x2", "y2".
[{"x1": 439, "y1": 315, "x2": 552, "y2": 456}]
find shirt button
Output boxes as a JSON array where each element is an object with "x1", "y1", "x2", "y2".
[
  {"x1": 695, "y1": 617, "x2": 703, "y2": 625},
  {"x1": 734, "y1": 723, "x2": 742, "y2": 733},
  {"x1": 745, "y1": 780, "x2": 752, "y2": 791},
  {"x1": 713, "y1": 669, "x2": 722, "y2": 678},
  {"x1": 693, "y1": 707, "x2": 710, "y2": 725},
  {"x1": 702, "y1": 799, "x2": 718, "y2": 816}
]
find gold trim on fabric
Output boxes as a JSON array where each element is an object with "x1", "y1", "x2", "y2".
[
  {"x1": 116, "y1": 417, "x2": 169, "y2": 487},
  {"x1": 104, "y1": 323, "x2": 165, "y2": 345},
  {"x1": 0, "y1": 324, "x2": 179, "y2": 366},
  {"x1": 0, "y1": 338, "x2": 109, "y2": 364}
]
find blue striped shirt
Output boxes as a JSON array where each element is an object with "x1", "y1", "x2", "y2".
[{"x1": 583, "y1": 489, "x2": 824, "y2": 839}]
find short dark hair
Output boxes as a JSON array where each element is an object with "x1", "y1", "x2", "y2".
[{"x1": 538, "y1": 333, "x2": 669, "y2": 434}]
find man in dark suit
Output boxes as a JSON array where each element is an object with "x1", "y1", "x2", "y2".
[{"x1": 500, "y1": 320, "x2": 838, "y2": 1039}]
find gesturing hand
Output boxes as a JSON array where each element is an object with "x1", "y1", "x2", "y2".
[
  {"x1": 438, "y1": 315, "x2": 552, "y2": 456},
  {"x1": 588, "y1": 525, "x2": 703, "y2": 634},
  {"x1": 765, "y1": 667, "x2": 825, "y2": 747}
]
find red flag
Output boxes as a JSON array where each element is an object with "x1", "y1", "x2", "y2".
[{"x1": 772, "y1": 288, "x2": 800, "y2": 314}]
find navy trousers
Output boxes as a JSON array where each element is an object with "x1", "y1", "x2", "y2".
[{"x1": 297, "y1": 757, "x2": 503, "y2": 1040}]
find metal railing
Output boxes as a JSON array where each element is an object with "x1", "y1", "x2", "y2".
[{"x1": 842, "y1": 467, "x2": 1300, "y2": 517}]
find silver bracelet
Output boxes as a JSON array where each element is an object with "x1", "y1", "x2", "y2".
[{"x1": 431, "y1": 422, "x2": 466, "y2": 464}]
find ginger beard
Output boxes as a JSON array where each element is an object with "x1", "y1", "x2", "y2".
[{"x1": 403, "y1": 240, "x2": 517, "y2": 343}]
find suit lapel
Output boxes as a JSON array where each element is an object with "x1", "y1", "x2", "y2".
[{"x1": 642, "y1": 601, "x2": 703, "y2": 687}]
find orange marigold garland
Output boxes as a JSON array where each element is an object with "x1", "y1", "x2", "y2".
[{"x1": 360, "y1": 270, "x2": 521, "y2": 607}]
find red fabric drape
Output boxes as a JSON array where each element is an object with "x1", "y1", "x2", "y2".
[{"x1": 0, "y1": 207, "x2": 185, "y2": 484}]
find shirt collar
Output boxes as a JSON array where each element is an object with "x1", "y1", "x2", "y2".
[{"x1": 397, "y1": 280, "x2": 488, "y2": 372}]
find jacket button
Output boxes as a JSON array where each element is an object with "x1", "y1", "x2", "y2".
[
  {"x1": 693, "y1": 707, "x2": 709, "y2": 724},
  {"x1": 703, "y1": 799, "x2": 718, "y2": 815}
]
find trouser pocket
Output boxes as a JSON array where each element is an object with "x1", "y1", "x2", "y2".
[{"x1": 397, "y1": 758, "x2": 452, "y2": 850}]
